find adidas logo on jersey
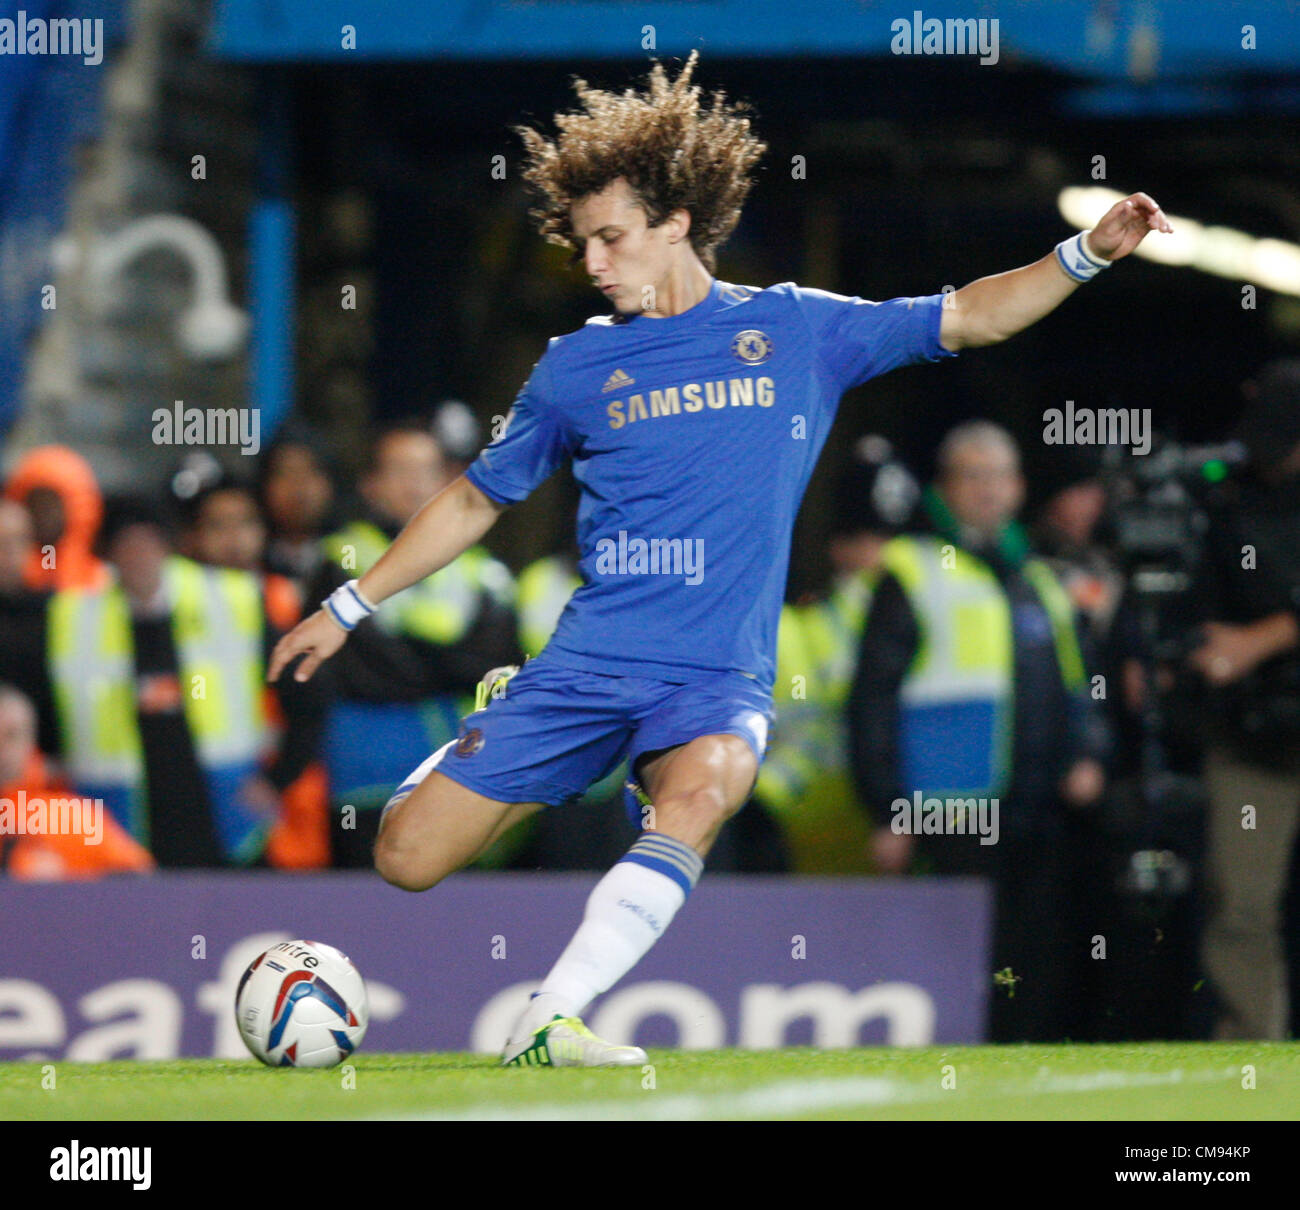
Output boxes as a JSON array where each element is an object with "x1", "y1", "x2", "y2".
[{"x1": 602, "y1": 368, "x2": 635, "y2": 393}]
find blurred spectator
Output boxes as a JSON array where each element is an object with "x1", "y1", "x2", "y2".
[
  {"x1": 0, "y1": 499, "x2": 59, "y2": 755},
  {"x1": 756, "y1": 436, "x2": 919, "y2": 873},
  {"x1": 176, "y1": 471, "x2": 332, "y2": 870},
  {"x1": 4, "y1": 445, "x2": 110, "y2": 590},
  {"x1": 0, "y1": 683, "x2": 153, "y2": 880},
  {"x1": 180, "y1": 472, "x2": 268, "y2": 575},
  {"x1": 259, "y1": 421, "x2": 339, "y2": 588},
  {"x1": 1031, "y1": 446, "x2": 1124, "y2": 647},
  {"x1": 517, "y1": 551, "x2": 581, "y2": 662},
  {"x1": 513, "y1": 463, "x2": 584, "y2": 661},
  {"x1": 43, "y1": 496, "x2": 326, "y2": 868},
  {"x1": 310, "y1": 420, "x2": 520, "y2": 866},
  {"x1": 848, "y1": 420, "x2": 1105, "y2": 1042},
  {"x1": 0, "y1": 499, "x2": 33, "y2": 592},
  {"x1": 1187, "y1": 359, "x2": 1300, "y2": 1039}
]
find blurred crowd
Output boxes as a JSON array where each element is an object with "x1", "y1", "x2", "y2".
[{"x1": 2, "y1": 361, "x2": 1299, "y2": 1044}]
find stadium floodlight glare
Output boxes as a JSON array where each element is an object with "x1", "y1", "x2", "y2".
[{"x1": 1058, "y1": 185, "x2": 1300, "y2": 297}]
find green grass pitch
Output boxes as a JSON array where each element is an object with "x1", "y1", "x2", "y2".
[{"x1": 3, "y1": 1042, "x2": 1298, "y2": 1120}]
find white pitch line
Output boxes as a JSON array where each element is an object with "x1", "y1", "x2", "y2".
[
  {"x1": 378, "y1": 1077, "x2": 909, "y2": 1122},
  {"x1": 370, "y1": 1064, "x2": 1243, "y2": 1122}
]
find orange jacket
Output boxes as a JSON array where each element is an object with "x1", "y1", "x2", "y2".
[
  {"x1": 3, "y1": 751, "x2": 154, "y2": 880},
  {"x1": 4, "y1": 446, "x2": 110, "y2": 591}
]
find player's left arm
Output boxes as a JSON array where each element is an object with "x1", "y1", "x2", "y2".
[{"x1": 939, "y1": 192, "x2": 1172, "y2": 351}]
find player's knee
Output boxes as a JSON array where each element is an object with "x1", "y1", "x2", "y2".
[{"x1": 372, "y1": 831, "x2": 449, "y2": 892}]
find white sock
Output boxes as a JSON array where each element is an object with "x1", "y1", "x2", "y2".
[{"x1": 523, "y1": 832, "x2": 704, "y2": 1029}]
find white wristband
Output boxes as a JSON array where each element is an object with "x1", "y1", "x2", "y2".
[
  {"x1": 323, "y1": 579, "x2": 377, "y2": 631},
  {"x1": 1055, "y1": 231, "x2": 1111, "y2": 283}
]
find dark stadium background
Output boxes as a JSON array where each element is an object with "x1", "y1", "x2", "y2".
[{"x1": 5, "y1": 3, "x2": 1295, "y2": 593}]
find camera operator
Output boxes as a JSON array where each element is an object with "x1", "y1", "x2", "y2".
[{"x1": 1189, "y1": 359, "x2": 1300, "y2": 1040}]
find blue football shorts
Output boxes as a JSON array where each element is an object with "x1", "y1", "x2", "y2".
[{"x1": 383, "y1": 654, "x2": 774, "y2": 820}]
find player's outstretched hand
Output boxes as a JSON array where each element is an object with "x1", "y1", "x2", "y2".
[
  {"x1": 267, "y1": 608, "x2": 348, "y2": 683},
  {"x1": 1086, "y1": 192, "x2": 1173, "y2": 262}
]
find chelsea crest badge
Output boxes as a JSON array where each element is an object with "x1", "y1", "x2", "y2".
[{"x1": 731, "y1": 329, "x2": 773, "y2": 365}]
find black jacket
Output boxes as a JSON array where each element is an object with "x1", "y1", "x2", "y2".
[{"x1": 1194, "y1": 471, "x2": 1300, "y2": 768}]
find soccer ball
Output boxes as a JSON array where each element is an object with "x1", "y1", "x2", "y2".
[{"x1": 235, "y1": 939, "x2": 369, "y2": 1068}]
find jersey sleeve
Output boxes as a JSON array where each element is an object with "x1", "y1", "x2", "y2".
[
  {"x1": 791, "y1": 285, "x2": 957, "y2": 392},
  {"x1": 464, "y1": 351, "x2": 573, "y2": 506}
]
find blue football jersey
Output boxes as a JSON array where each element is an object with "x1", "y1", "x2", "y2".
[{"x1": 465, "y1": 279, "x2": 957, "y2": 693}]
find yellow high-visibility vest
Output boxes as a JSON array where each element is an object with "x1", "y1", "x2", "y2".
[
  {"x1": 879, "y1": 534, "x2": 1085, "y2": 799},
  {"x1": 321, "y1": 520, "x2": 515, "y2": 647},
  {"x1": 47, "y1": 556, "x2": 269, "y2": 857},
  {"x1": 517, "y1": 554, "x2": 581, "y2": 657},
  {"x1": 757, "y1": 574, "x2": 876, "y2": 873}
]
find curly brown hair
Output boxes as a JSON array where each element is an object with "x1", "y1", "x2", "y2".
[{"x1": 515, "y1": 51, "x2": 767, "y2": 274}]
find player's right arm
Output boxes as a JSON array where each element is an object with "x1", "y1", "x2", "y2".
[{"x1": 267, "y1": 476, "x2": 506, "y2": 683}]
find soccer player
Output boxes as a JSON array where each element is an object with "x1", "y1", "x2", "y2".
[{"x1": 268, "y1": 52, "x2": 1171, "y2": 1066}]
